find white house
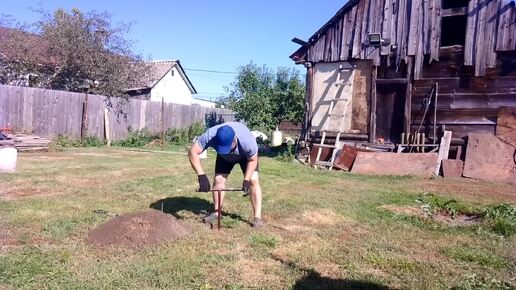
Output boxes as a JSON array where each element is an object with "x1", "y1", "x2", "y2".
[
  {"x1": 126, "y1": 60, "x2": 198, "y2": 105},
  {"x1": 192, "y1": 97, "x2": 218, "y2": 108}
]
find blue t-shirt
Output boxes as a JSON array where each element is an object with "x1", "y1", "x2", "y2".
[{"x1": 197, "y1": 122, "x2": 258, "y2": 161}]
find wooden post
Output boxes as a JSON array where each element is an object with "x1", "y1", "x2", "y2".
[
  {"x1": 404, "y1": 57, "x2": 414, "y2": 134},
  {"x1": 369, "y1": 66, "x2": 378, "y2": 143},
  {"x1": 433, "y1": 82, "x2": 439, "y2": 144},
  {"x1": 302, "y1": 62, "x2": 314, "y2": 142},
  {"x1": 161, "y1": 97, "x2": 165, "y2": 149},
  {"x1": 104, "y1": 107, "x2": 111, "y2": 146},
  {"x1": 81, "y1": 93, "x2": 89, "y2": 145}
]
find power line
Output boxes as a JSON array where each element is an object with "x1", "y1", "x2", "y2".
[
  {"x1": 197, "y1": 91, "x2": 226, "y2": 96},
  {"x1": 184, "y1": 68, "x2": 238, "y2": 75}
]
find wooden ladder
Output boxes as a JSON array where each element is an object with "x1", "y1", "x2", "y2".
[{"x1": 314, "y1": 65, "x2": 355, "y2": 169}]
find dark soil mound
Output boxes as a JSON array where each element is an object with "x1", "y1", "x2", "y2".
[{"x1": 87, "y1": 209, "x2": 190, "y2": 247}]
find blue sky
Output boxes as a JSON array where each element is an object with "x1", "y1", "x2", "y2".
[{"x1": 1, "y1": 0, "x2": 346, "y2": 100}]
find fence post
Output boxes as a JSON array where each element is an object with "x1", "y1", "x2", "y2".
[
  {"x1": 161, "y1": 97, "x2": 165, "y2": 149},
  {"x1": 81, "y1": 93, "x2": 89, "y2": 145}
]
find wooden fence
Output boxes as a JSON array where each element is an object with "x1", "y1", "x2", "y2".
[{"x1": 0, "y1": 85, "x2": 235, "y2": 140}]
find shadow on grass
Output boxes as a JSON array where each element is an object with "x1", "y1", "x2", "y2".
[
  {"x1": 293, "y1": 271, "x2": 393, "y2": 290},
  {"x1": 149, "y1": 196, "x2": 249, "y2": 224},
  {"x1": 273, "y1": 255, "x2": 393, "y2": 290}
]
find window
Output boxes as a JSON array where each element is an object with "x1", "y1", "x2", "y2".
[
  {"x1": 442, "y1": 0, "x2": 469, "y2": 9},
  {"x1": 440, "y1": 15, "x2": 467, "y2": 46}
]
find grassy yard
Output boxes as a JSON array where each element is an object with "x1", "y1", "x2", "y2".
[{"x1": 0, "y1": 147, "x2": 515, "y2": 289}]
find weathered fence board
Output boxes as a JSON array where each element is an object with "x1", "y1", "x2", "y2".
[{"x1": 0, "y1": 85, "x2": 235, "y2": 140}]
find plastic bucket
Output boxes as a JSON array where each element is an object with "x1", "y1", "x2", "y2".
[{"x1": 0, "y1": 147, "x2": 17, "y2": 172}]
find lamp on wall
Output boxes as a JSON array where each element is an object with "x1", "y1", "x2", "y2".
[{"x1": 366, "y1": 33, "x2": 391, "y2": 47}]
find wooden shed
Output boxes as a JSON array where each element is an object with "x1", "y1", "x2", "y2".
[{"x1": 291, "y1": 0, "x2": 516, "y2": 147}]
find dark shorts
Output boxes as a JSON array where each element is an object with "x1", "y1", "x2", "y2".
[{"x1": 215, "y1": 154, "x2": 259, "y2": 175}]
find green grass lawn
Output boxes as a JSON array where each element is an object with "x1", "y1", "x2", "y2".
[{"x1": 0, "y1": 147, "x2": 515, "y2": 290}]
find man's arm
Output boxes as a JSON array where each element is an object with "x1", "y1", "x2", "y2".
[
  {"x1": 244, "y1": 154, "x2": 258, "y2": 181},
  {"x1": 188, "y1": 142, "x2": 205, "y2": 175}
]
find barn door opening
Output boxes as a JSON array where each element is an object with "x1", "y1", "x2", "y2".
[{"x1": 375, "y1": 84, "x2": 406, "y2": 143}]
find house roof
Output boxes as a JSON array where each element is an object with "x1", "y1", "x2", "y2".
[
  {"x1": 290, "y1": 0, "x2": 360, "y2": 62},
  {"x1": 0, "y1": 26, "x2": 58, "y2": 66},
  {"x1": 127, "y1": 60, "x2": 197, "y2": 94}
]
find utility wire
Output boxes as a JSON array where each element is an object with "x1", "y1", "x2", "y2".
[{"x1": 184, "y1": 68, "x2": 238, "y2": 75}]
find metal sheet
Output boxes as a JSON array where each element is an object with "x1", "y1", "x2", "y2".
[{"x1": 463, "y1": 133, "x2": 516, "y2": 181}]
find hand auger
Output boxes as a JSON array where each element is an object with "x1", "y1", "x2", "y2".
[{"x1": 199, "y1": 188, "x2": 245, "y2": 229}]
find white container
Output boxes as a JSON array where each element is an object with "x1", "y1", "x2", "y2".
[
  {"x1": 192, "y1": 136, "x2": 207, "y2": 159},
  {"x1": 199, "y1": 149, "x2": 207, "y2": 159},
  {"x1": 0, "y1": 147, "x2": 17, "y2": 172},
  {"x1": 271, "y1": 127, "x2": 283, "y2": 147}
]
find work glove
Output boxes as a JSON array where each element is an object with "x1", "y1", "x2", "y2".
[
  {"x1": 242, "y1": 180, "x2": 251, "y2": 197},
  {"x1": 198, "y1": 174, "x2": 211, "y2": 192}
]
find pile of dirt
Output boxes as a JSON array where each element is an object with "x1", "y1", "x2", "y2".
[
  {"x1": 380, "y1": 205, "x2": 481, "y2": 226},
  {"x1": 87, "y1": 209, "x2": 190, "y2": 247}
]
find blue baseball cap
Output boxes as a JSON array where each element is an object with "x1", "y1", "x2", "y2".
[{"x1": 214, "y1": 125, "x2": 235, "y2": 154}]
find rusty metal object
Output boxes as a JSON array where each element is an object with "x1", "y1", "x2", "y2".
[
  {"x1": 210, "y1": 188, "x2": 243, "y2": 230},
  {"x1": 333, "y1": 146, "x2": 371, "y2": 171}
]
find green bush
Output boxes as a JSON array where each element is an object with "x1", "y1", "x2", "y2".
[
  {"x1": 165, "y1": 122, "x2": 206, "y2": 146},
  {"x1": 113, "y1": 122, "x2": 206, "y2": 148},
  {"x1": 483, "y1": 204, "x2": 516, "y2": 237},
  {"x1": 54, "y1": 135, "x2": 105, "y2": 147},
  {"x1": 113, "y1": 128, "x2": 157, "y2": 147}
]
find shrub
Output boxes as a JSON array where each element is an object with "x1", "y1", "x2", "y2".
[
  {"x1": 54, "y1": 135, "x2": 105, "y2": 147},
  {"x1": 113, "y1": 128, "x2": 157, "y2": 147},
  {"x1": 483, "y1": 204, "x2": 516, "y2": 237}
]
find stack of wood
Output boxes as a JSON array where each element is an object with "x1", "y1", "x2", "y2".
[{"x1": 0, "y1": 134, "x2": 52, "y2": 152}]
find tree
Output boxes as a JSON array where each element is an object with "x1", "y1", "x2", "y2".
[
  {"x1": 222, "y1": 63, "x2": 305, "y2": 131},
  {"x1": 0, "y1": 8, "x2": 150, "y2": 97}
]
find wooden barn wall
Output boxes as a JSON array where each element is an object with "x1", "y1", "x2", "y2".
[
  {"x1": 306, "y1": 0, "x2": 516, "y2": 79},
  {"x1": 411, "y1": 50, "x2": 516, "y2": 140}
]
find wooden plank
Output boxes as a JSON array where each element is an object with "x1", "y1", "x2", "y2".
[
  {"x1": 370, "y1": 66, "x2": 377, "y2": 142},
  {"x1": 371, "y1": 0, "x2": 384, "y2": 65},
  {"x1": 341, "y1": 5, "x2": 357, "y2": 60},
  {"x1": 442, "y1": 159, "x2": 464, "y2": 178},
  {"x1": 434, "y1": 130, "x2": 452, "y2": 176},
  {"x1": 423, "y1": 0, "x2": 432, "y2": 55},
  {"x1": 496, "y1": 106, "x2": 516, "y2": 146},
  {"x1": 408, "y1": 0, "x2": 422, "y2": 55},
  {"x1": 381, "y1": 0, "x2": 392, "y2": 55},
  {"x1": 430, "y1": 0, "x2": 442, "y2": 62},
  {"x1": 414, "y1": 1, "x2": 425, "y2": 80},
  {"x1": 463, "y1": 133, "x2": 516, "y2": 181},
  {"x1": 376, "y1": 78, "x2": 408, "y2": 85},
  {"x1": 395, "y1": 0, "x2": 409, "y2": 64},
  {"x1": 474, "y1": 2, "x2": 488, "y2": 76},
  {"x1": 351, "y1": 152, "x2": 439, "y2": 177},
  {"x1": 360, "y1": 0, "x2": 372, "y2": 59},
  {"x1": 485, "y1": 0, "x2": 499, "y2": 68},
  {"x1": 405, "y1": 57, "x2": 414, "y2": 133},
  {"x1": 352, "y1": 0, "x2": 366, "y2": 58},
  {"x1": 465, "y1": 0, "x2": 479, "y2": 66}
]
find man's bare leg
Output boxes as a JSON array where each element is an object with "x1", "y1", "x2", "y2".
[
  {"x1": 212, "y1": 173, "x2": 228, "y2": 214},
  {"x1": 249, "y1": 171, "x2": 262, "y2": 219}
]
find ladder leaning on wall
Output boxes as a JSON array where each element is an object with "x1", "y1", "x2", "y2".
[{"x1": 314, "y1": 64, "x2": 355, "y2": 170}]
